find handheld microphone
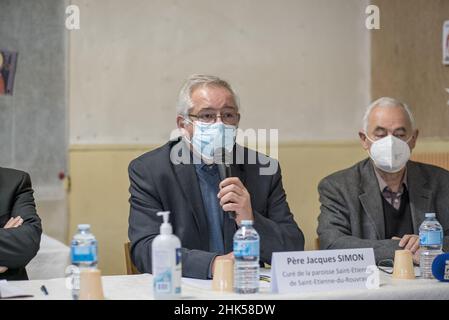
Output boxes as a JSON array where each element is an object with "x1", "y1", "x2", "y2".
[
  {"x1": 431, "y1": 252, "x2": 449, "y2": 282},
  {"x1": 215, "y1": 148, "x2": 236, "y2": 220},
  {"x1": 217, "y1": 163, "x2": 232, "y2": 182}
]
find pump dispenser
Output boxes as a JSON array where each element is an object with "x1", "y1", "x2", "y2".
[
  {"x1": 158, "y1": 211, "x2": 172, "y2": 235},
  {"x1": 152, "y1": 211, "x2": 182, "y2": 299}
]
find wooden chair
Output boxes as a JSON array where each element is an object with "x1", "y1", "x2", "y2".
[
  {"x1": 124, "y1": 242, "x2": 140, "y2": 275},
  {"x1": 314, "y1": 237, "x2": 320, "y2": 250}
]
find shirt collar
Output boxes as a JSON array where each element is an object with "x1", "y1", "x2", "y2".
[
  {"x1": 374, "y1": 166, "x2": 408, "y2": 193},
  {"x1": 194, "y1": 161, "x2": 217, "y2": 175}
]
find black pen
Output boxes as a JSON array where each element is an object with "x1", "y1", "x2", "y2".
[{"x1": 40, "y1": 285, "x2": 48, "y2": 295}]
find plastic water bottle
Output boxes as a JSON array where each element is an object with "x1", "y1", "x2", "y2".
[
  {"x1": 233, "y1": 220, "x2": 260, "y2": 294},
  {"x1": 70, "y1": 224, "x2": 98, "y2": 299},
  {"x1": 419, "y1": 213, "x2": 443, "y2": 279}
]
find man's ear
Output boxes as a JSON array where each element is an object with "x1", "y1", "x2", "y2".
[
  {"x1": 359, "y1": 131, "x2": 370, "y2": 151},
  {"x1": 409, "y1": 129, "x2": 419, "y2": 150},
  {"x1": 176, "y1": 115, "x2": 187, "y2": 129},
  {"x1": 177, "y1": 115, "x2": 194, "y2": 139}
]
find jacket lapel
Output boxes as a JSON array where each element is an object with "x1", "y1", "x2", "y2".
[
  {"x1": 359, "y1": 160, "x2": 386, "y2": 239},
  {"x1": 407, "y1": 161, "x2": 432, "y2": 234},
  {"x1": 171, "y1": 139, "x2": 209, "y2": 249}
]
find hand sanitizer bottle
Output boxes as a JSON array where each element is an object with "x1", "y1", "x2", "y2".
[{"x1": 152, "y1": 211, "x2": 182, "y2": 299}]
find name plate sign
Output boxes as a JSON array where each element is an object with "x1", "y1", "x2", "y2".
[{"x1": 271, "y1": 248, "x2": 379, "y2": 294}]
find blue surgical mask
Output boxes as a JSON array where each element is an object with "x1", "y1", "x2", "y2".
[{"x1": 185, "y1": 120, "x2": 237, "y2": 161}]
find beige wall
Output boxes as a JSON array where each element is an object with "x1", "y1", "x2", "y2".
[
  {"x1": 69, "y1": 0, "x2": 370, "y2": 144},
  {"x1": 68, "y1": 140, "x2": 449, "y2": 275},
  {"x1": 68, "y1": 146, "x2": 146, "y2": 274},
  {"x1": 371, "y1": 0, "x2": 449, "y2": 138}
]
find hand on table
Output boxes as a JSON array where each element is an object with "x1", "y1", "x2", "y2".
[
  {"x1": 392, "y1": 234, "x2": 420, "y2": 254},
  {"x1": 218, "y1": 177, "x2": 253, "y2": 225},
  {"x1": 0, "y1": 216, "x2": 23, "y2": 273}
]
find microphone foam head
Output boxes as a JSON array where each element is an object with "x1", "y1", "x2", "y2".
[{"x1": 432, "y1": 253, "x2": 449, "y2": 282}]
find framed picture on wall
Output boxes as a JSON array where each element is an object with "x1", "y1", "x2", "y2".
[
  {"x1": 443, "y1": 20, "x2": 449, "y2": 66},
  {"x1": 0, "y1": 50, "x2": 18, "y2": 95}
]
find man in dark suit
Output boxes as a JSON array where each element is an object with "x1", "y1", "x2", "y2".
[
  {"x1": 318, "y1": 97, "x2": 449, "y2": 264},
  {"x1": 0, "y1": 168, "x2": 42, "y2": 280},
  {"x1": 128, "y1": 74, "x2": 304, "y2": 279}
]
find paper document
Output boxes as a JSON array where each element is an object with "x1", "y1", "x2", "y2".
[{"x1": 0, "y1": 280, "x2": 33, "y2": 299}]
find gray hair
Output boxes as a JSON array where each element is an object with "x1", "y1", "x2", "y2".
[
  {"x1": 362, "y1": 97, "x2": 416, "y2": 132},
  {"x1": 176, "y1": 74, "x2": 240, "y2": 116}
]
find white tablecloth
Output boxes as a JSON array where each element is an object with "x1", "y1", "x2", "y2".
[
  {"x1": 6, "y1": 270, "x2": 449, "y2": 300},
  {"x1": 26, "y1": 234, "x2": 70, "y2": 280}
]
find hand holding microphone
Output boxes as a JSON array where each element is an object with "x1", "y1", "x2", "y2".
[
  {"x1": 217, "y1": 177, "x2": 253, "y2": 224},
  {"x1": 215, "y1": 148, "x2": 254, "y2": 224},
  {"x1": 217, "y1": 162, "x2": 236, "y2": 219}
]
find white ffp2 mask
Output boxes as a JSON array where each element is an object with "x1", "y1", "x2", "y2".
[{"x1": 366, "y1": 135, "x2": 411, "y2": 173}]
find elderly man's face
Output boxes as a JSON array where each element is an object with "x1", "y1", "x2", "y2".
[
  {"x1": 359, "y1": 105, "x2": 419, "y2": 151},
  {"x1": 177, "y1": 85, "x2": 239, "y2": 138}
]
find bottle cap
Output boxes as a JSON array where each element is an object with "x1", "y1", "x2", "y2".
[
  {"x1": 78, "y1": 224, "x2": 91, "y2": 230},
  {"x1": 240, "y1": 220, "x2": 253, "y2": 226},
  {"x1": 157, "y1": 211, "x2": 173, "y2": 235},
  {"x1": 425, "y1": 213, "x2": 436, "y2": 218}
]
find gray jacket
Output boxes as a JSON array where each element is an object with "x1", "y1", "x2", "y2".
[
  {"x1": 317, "y1": 158, "x2": 449, "y2": 262},
  {"x1": 128, "y1": 138, "x2": 304, "y2": 279}
]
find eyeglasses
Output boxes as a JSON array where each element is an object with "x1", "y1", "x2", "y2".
[{"x1": 188, "y1": 110, "x2": 240, "y2": 125}]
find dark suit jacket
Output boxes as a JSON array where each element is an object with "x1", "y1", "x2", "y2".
[
  {"x1": 128, "y1": 138, "x2": 304, "y2": 279},
  {"x1": 0, "y1": 168, "x2": 42, "y2": 280},
  {"x1": 317, "y1": 158, "x2": 449, "y2": 262}
]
